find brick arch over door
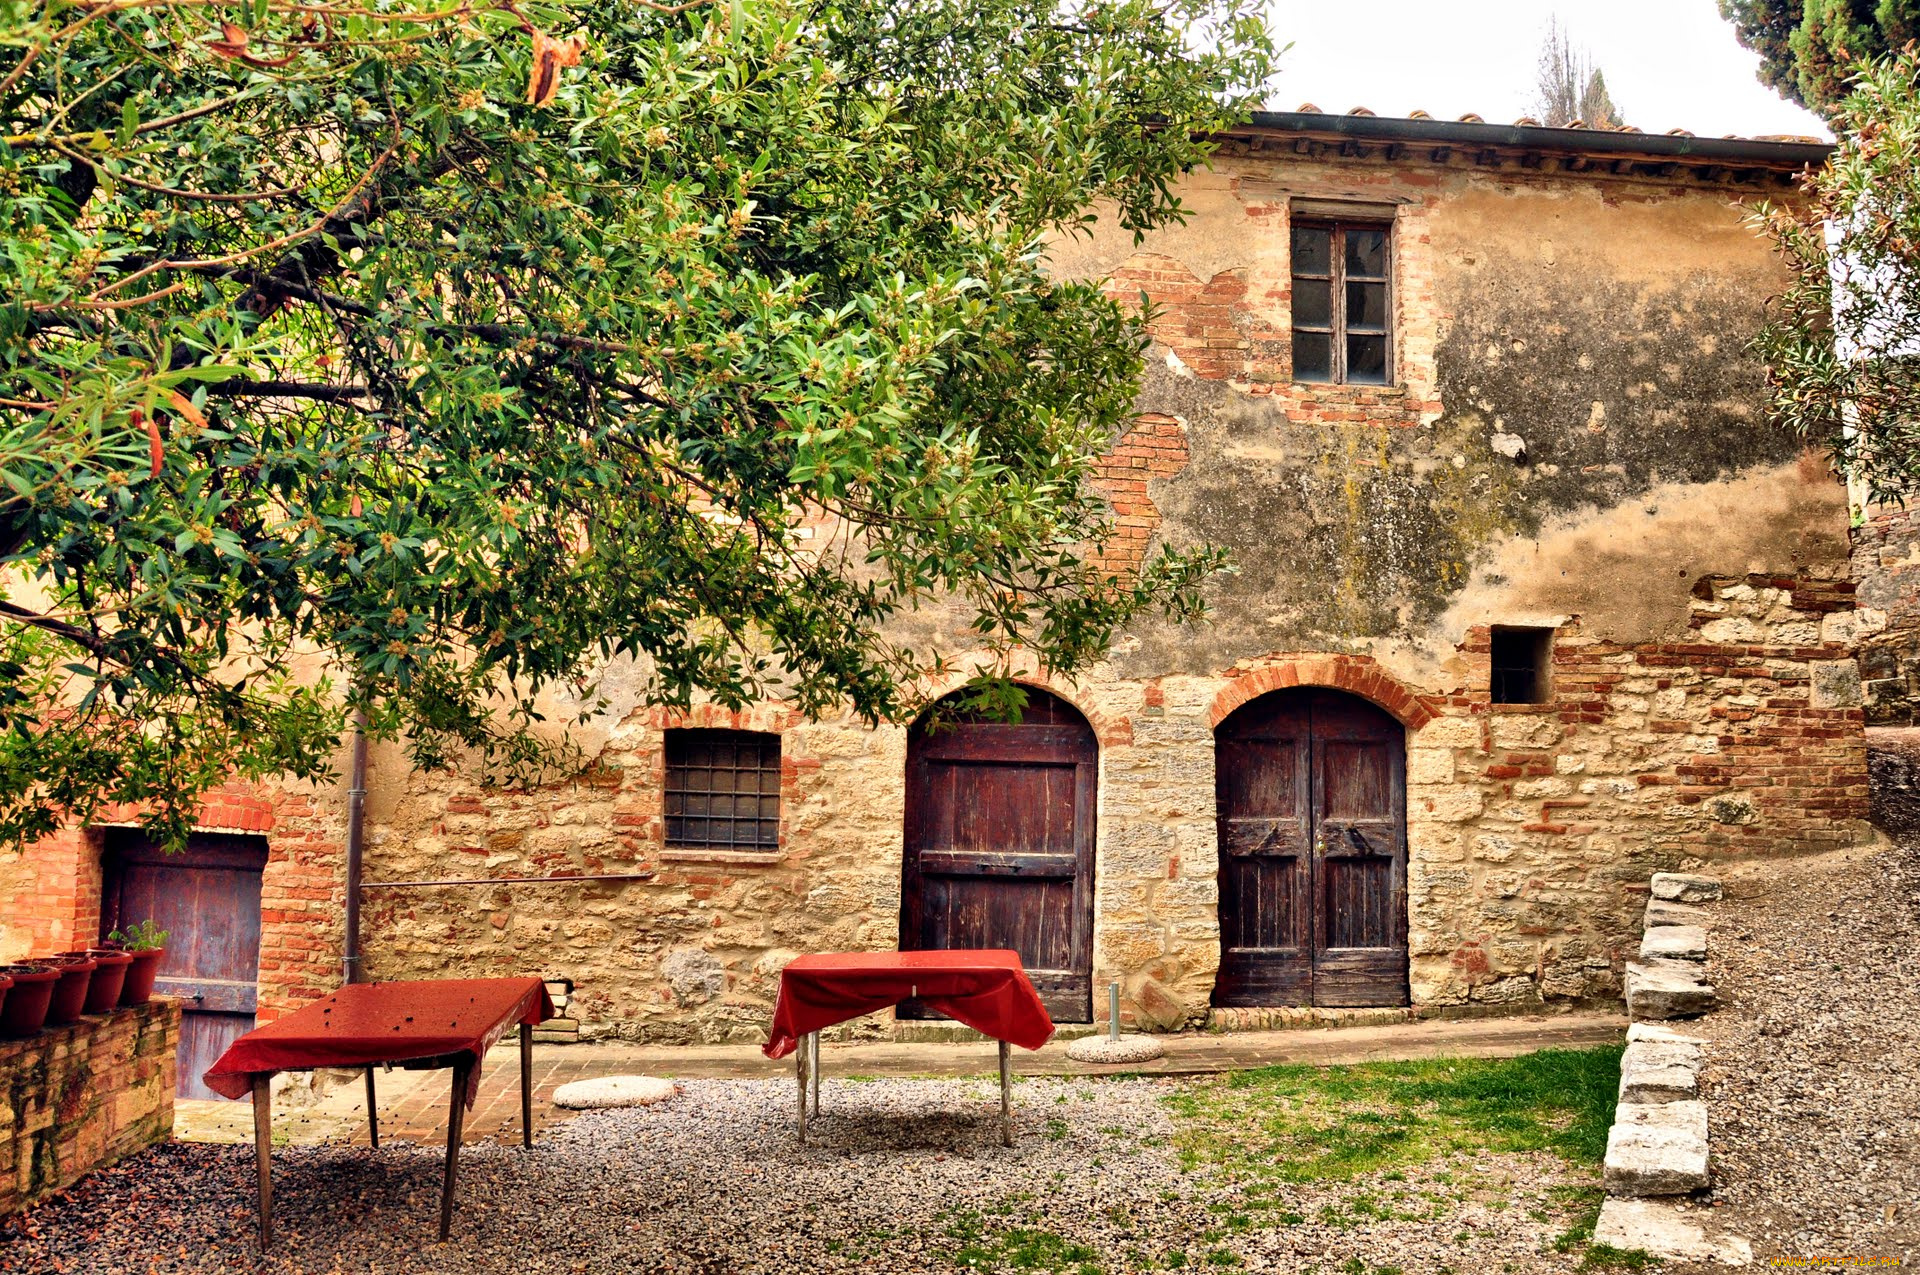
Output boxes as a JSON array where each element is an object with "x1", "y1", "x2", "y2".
[
  {"x1": 1213, "y1": 687, "x2": 1410, "y2": 1009},
  {"x1": 900, "y1": 686, "x2": 1096, "y2": 1023},
  {"x1": 1208, "y1": 655, "x2": 1435, "y2": 731}
]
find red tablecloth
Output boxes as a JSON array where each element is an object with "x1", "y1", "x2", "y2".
[
  {"x1": 203, "y1": 977, "x2": 553, "y2": 1106},
  {"x1": 764, "y1": 950, "x2": 1055, "y2": 1059}
]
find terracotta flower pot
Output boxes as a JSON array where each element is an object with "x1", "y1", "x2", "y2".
[
  {"x1": 42, "y1": 954, "x2": 97, "y2": 1025},
  {"x1": 117, "y1": 948, "x2": 165, "y2": 1007},
  {"x1": 0, "y1": 965, "x2": 58, "y2": 1038},
  {"x1": 82, "y1": 949, "x2": 133, "y2": 1013}
]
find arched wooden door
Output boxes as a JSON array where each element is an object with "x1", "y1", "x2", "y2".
[
  {"x1": 1213, "y1": 688, "x2": 1408, "y2": 1008},
  {"x1": 901, "y1": 689, "x2": 1096, "y2": 1023}
]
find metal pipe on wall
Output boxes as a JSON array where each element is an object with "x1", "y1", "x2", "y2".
[
  {"x1": 342, "y1": 706, "x2": 369, "y2": 986},
  {"x1": 359, "y1": 874, "x2": 657, "y2": 889}
]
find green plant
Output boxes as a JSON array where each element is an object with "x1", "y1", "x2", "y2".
[
  {"x1": 106, "y1": 920, "x2": 169, "y2": 952},
  {"x1": 1754, "y1": 48, "x2": 1920, "y2": 505},
  {"x1": 0, "y1": 0, "x2": 1272, "y2": 851}
]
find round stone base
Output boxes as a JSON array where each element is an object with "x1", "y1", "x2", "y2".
[
  {"x1": 1064, "y1": 1034, "x2": 1166, "y2": 1065},
  {"x1": 552, "y1": 1075, "x2": 680, "y2": 1109}
]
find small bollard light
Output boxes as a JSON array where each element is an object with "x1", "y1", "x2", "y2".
[{"x1": 1109, "y1": 981, "x2": 1121, "y2": 1043}]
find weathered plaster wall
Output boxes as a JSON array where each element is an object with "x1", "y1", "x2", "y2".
[{"x1": 1054, "y1": 151, "x2": 1850, "y2": 683}]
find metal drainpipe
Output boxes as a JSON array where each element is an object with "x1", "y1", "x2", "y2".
[{"x1": 342, "y1": 706, "x2": 369, "y2": 986}]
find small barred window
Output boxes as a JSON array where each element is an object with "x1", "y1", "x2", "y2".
[{"x1": 663, "y1": 729, "x2": 781, "y2": 852}]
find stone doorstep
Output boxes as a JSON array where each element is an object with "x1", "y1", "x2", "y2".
[
  {"x1": 1625, "y1": 958, "x2": 1717, "y2": 1021},
  {"x1": 1594, "y1": 1198, "x2": 1752, "y2": 1266},
  {"x1": 1645, "y1": 898, "x2": 1713, "y2": 928},
  {"x1": 1639, "y1": 925, "x2": 1708, "y2": 963},
  {"x1": 1604, "y1": 1101, "x2": 1711, "y2": 1197},
  {"x1": 1617, "y1": 1039, "x2": 1702, "y2": 1105},
  {"x1": 1651, "y1": 872, "x2": 1724, "y2": 903}
]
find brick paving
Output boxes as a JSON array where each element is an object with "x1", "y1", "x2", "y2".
[{"x1": 173, "y1": 1009, "x2": 1624, "y2": 1149}]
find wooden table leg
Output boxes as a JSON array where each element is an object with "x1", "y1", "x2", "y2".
[
  {"x1": 998, "y1": 1039, "x2": 1012, "y2": 1147},
  {"x1": 519, "y1": 1023, "x2": 533, "y2": 1149},
  {"x1": 251, "y1": 1075, "x2": 273, "y2": 1249},
  {"x1": 439, "y1": 1059, "x2": 471, "y2": 1242},
  {"x1": 809, "y1": 1031, "x2": 821, "y2": 1118},
  {"x1": 365, "y1": 1066, "x2": 379, "y2": 1149},
  {"x1": 795, "y1": 1040, "x2": 808, "y2": 1146}
]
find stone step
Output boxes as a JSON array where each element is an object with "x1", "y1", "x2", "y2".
[
  {"x1": 1626, "y1": 958, "x2": 1717, "y2": 1020},
  {"x1": 1651, "y1": 872, "x2": 1722, "y2": 903},
  {"x1": 533, "y1": 1018, "x2": 582, "y2": 1044},
  {"x1": 1639, "y1": 924, "x2": 1708, "y2": 963},
  {"x1": 1604, "y1": 1100, "x2": 1711, "y2": 1196},
  {"x1": 1617, "y1": 1038, "x2": 1702, "y2": 1104},
  {"x1": 1645, "y1": 898, "x2": 1712, "y2": 928},
  {"x1": 1627, "y1": 1021, "x2": 1705, "y2": 1047},
  {"x1": 1594, "y1": 1198, "x2": 1751, "y2": 1265}
]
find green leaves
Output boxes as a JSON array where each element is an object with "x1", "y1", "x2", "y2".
[
  {"x1": 1, "y1": 0, "x2": 1269, "y2": 849},
  {"x1": 1756, "y1": 48, "x2": 1920, "y2": 506}
]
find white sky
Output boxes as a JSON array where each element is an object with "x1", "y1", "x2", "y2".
[{"x1": 1265, "y1": 0, "x2": 1830, "y2": 140}]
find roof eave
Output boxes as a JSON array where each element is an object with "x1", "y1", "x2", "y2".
[{"x1": 1229, "y1": 110, "x2": 1832, "y2": 171}]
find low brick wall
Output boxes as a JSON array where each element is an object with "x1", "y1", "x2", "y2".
[{"x1": 1, "y1": 998, "x2": 180, "y2": 1216}]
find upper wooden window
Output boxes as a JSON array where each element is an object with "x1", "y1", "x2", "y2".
[
  {"x1": 664, "y1": 729, "x2": 781, "y2": 852},
  {"x1": 1290, "y1": 219, "x2": 1393, "y2": 385}
]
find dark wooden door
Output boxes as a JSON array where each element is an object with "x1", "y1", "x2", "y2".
[
  {"x1": 901, "y1": 689, "x2": 1096, "y2": 1022},
  {"x1": 101, "y1": 832, "x2": 269, "y2": 1099},
  {"x1": 1213, "y1": 689, "x2": 1408, "y2": 1008}
]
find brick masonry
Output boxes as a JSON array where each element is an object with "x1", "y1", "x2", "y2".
[{"x1": 0, "y1": 999, "x2": 179, "y2": 1216}]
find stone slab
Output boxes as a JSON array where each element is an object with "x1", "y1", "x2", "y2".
[
  {"x1": 1651, "y1": 872, "x2": 1723, "y2": 903},
  {"x1": 1065, "y1": 1034, "x2": 1167, "y2": 1064},
  {"x1": 1618, "y1": 1039, "x2": 1701, "y2": 1104},
  {"x1": 1640, "y1": 925, "x2": 1708, "y2": 963},
  {"x1": 1626, "y1": 959, "x2": 1717, "y2": 1021},
  {"x1": 1627, "y1": 1022, "x2": 1705, "y2": 1047},
  {"x1": 1594, "y1": 1198, "x2": 1751, "y2": 1265},
  {"x1": 552, "y1": 1075, "x2": 679, "y2": 1109},
  {"x1": 1604, "y1": 1100, "x2": 1711, "y2": 1196},
  {"x1": 1645, "y1": 898, "x2": 1712, "y2": 928}
]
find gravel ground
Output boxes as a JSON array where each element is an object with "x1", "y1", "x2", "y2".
[
  {"x1": 1, "y1": 1075, "x2": 1606, "y2": 1275},
  {"x1": 1675, "y1": 838, "x2": 1920, "y2": 1270}
]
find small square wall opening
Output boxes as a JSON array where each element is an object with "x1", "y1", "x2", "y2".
[{"x1": 1490, "y1": 626, "x2": 1555, "y2": 704}]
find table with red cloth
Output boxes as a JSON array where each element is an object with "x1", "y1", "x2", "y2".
[
  {"x1": 204, "y1": 976, "x2": 554, "y2": 1248},
  {"x1": 763, "y1": 949, "x2": 1056, "y2": 1145}
]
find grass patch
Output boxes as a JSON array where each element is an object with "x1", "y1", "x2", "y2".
[
  {"x1": 1165, "y1": 1045, "x2": 1623, "y2": 1185},
  {"x1": 1579, "y1": 1243, "x2": 1654, "y2": 1270},
  {"x1": 947, "y1": 1210, "x2": 1103, "y2": 1273},
  {"x1": 1551, "y1": 1185, "x2": 1605, "y2": 1253}
]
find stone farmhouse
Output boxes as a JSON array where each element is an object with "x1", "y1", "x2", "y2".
[{"x1": 1, "y1": 109, "x2": 1876, "y2": 1088}]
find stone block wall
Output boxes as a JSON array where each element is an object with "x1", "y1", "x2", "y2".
[
  {"x1": 1851, "y1": 504, "x2": 1920, "y2": 727},
  {"x1": 338, "y1": 565, "x2": 1867, "y2": 1041},
  {"x1": 0, "y1": 999, "x2": 179, "y2": 1217}
]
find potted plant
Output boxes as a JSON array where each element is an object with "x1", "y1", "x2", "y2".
[
  {"x1": 41, "y1": 953, "x2": 97, "y2": 1025},
  {"x1": 81, "y1": 948, "x2": 134, "y2": 1013},
  {"x1": 106, "y1": 921, "x2": 169, "y2": 1007},
  {"x1": 0, "y1": 963, "x2": 59, "y2": 1037}
]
